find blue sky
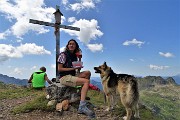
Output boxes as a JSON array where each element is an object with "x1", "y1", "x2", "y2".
[{"x1": 0, "y1": 0, "x2": 179, "y2": 79}]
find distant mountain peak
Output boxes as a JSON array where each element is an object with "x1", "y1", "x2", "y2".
[
  {"x1": 137, "y1": 76, "x2": 177, "y2": 90},
  {"x1": 0, "y1": 74, "x2": 28, "y2": 86}
]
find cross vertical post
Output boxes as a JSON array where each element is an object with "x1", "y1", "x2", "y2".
[
  {"x1": 54, "y1": 5, "x2": 62, "y2": 82},
  {"x1": 55, "y1": 27, "x2": 60, "y2": 81},
  {"x1": 29, "y1": 5, "x2": 80, "y2": 82}
]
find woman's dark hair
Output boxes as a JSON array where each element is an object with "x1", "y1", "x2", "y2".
[{"x1": 65, "y1": 39, "x2": 81, "y2": 53}]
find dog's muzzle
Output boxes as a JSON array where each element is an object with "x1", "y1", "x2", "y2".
[{"x1": 94, "y1": 67, "x2": 101, "y2": 73}]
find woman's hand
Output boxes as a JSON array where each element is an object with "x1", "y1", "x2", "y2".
[{"x1": 74, "y1": 66, "x2": 83, "y2": 71}]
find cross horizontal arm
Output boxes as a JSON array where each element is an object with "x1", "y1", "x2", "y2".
[
  {"x1": 29, "y1": 19, "x2": 54, "y2": 27},
  {"x1": 60, "y1": 25, "x2": 80, "y2": 31},
  {"x1": 29, "y1": 19, "x2": 80, "y2": 31}
]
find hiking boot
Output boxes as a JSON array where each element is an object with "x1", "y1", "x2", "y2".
[{"x1": 78, "y1": 105, "x2": 95, "y2": 118}]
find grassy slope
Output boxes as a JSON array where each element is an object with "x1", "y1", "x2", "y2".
[
  {"x1": 140, "y1": 85, "x2": 180, "y2": 120},
  {"x1": 0, "y1": 81, "x2": 163, "y2": 120}
]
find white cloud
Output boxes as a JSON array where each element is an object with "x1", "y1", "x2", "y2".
[
  {"x1": 30, "y1": 66, "x2": 37, "y2": 70},
  {"x1": 0, "y1": 29, "x2": 11, "y2": 40},
  {"x1": 17, "y1": 43, "x2": 51, "y2": 55},
  {"x1": 62, "y1": 0, "x2": 68, "y2": 5},
  {"x1": 68, "y1": 17, "x2": 76, "y2": 23},
  {"x1": 0, "y1": 44, "x2": 23, "y2": 61},
  {"x1": 159, "y1": 52, "x2": 174, "y2": 58},
  {"x1": 149, "y1": 64, "x2": 170, "y2": 70},
  {"x1": 16, "y1": 39, "x2": 22, "y2": 43},
  {"x1": 63, "y1": 18, "x2": 103, "y2": 44},
  {"x1": 123, "y1": 38, "x2": 145, "y2": 48},
  {"x1": 62, "y1": 0, "x2": 101, "y2": 13},
  {"x1": 51, "y1": 64, "x2": 56, "y2": 69},
  {"x1": 87, "y1": 43, "x2": 103, "y2": 52},
  {"x1": 129, "y1": 59, "x2": 134, "y2": 62},
  {"x1": 8, "y1": 66, "x2": 12, "y2": 68},
  {"x1": 13, "y1": 67, "x2": 23, "y2": 75},
  {"x1": 0, "y1": 43, "x2": 51, "y2": 62},
  {"x1": 0, "y1": 0, "x2": 55, "y2": 38}
]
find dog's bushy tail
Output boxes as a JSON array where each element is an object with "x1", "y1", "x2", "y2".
[
  {"x1": 126, "y1": 76, "x2": 139, "y2": 106},
  {"x1": 130, "y1": 77, "x2": 139, "y2": 100}
]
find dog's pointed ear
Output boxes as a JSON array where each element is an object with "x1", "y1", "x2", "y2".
[
  {"x1": 104, "y1": 62, "x2": 107, "y2": 66},
  {"x1": 103, "y1": 62, "x2": 107, "y2": 69}
]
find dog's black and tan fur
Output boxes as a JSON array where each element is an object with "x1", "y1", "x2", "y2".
[{"x1": 94, "y1": 62, "x2": 140, "y2": 120}]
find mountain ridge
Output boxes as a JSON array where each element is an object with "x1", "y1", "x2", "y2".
[
  {"x1": 0, "y1": 73, "x2": 28, "y2": 86},
  {"x1": 0, "y1": 73, "x2": 179, "y2": 88}
]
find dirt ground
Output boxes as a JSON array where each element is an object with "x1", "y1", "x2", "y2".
[{"x1": 0, "y1": 96, "x2": 122, "y2": 120}]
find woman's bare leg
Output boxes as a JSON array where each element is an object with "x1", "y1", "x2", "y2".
[{"x1": 77, "y1": 71, "x2": 91, "y2": 101}]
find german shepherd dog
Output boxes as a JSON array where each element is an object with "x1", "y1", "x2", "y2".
[{"x1": 94, "y1": 62, "x2": 140, "y2": 120}]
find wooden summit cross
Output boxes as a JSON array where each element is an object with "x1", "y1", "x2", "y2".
[{"x1": 29, "y1": 5, "x2": 80, "y2": 82}]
